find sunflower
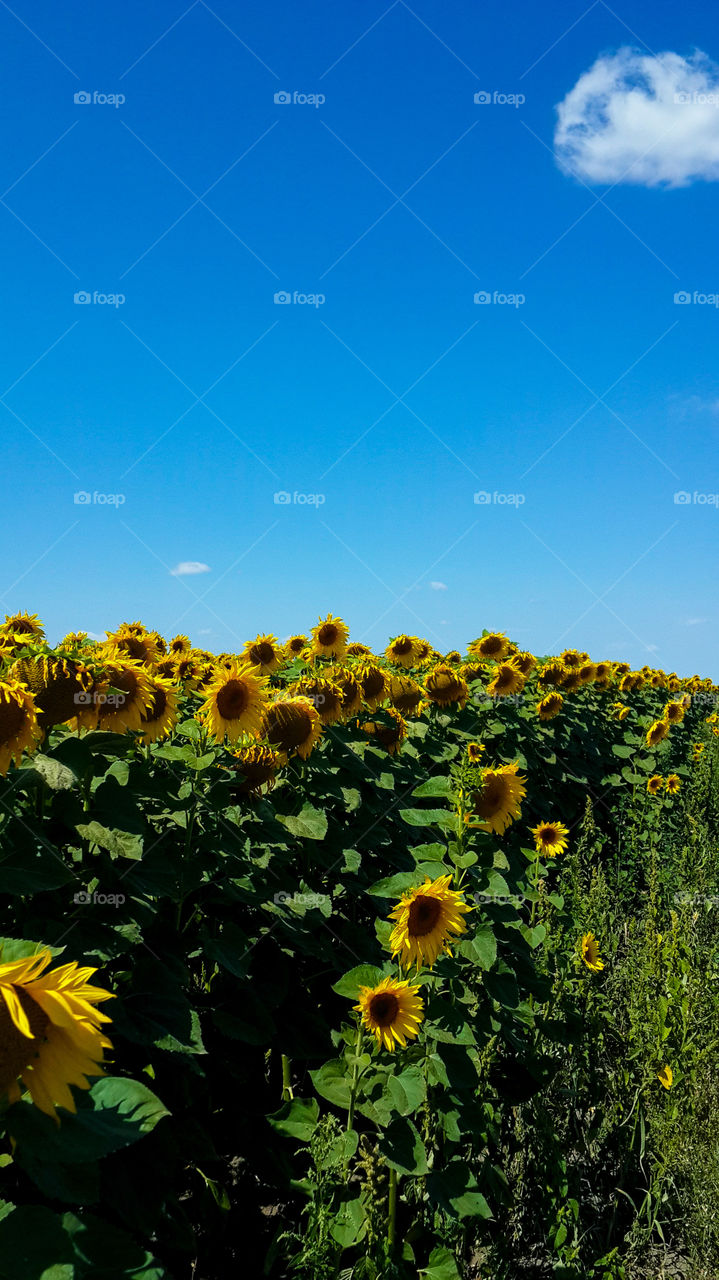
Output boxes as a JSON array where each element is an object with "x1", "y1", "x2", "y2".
[
  {"x1": 460, "y1": 661, "x2": 487, "y2": 685},
  {"x1": 10, "y1": 655, "x2": 94, "y2": 730},
  {"x1": 388, "y1": 874, "x2": 471, "y2": 969},
  {"x1": 354, "y1": 976, "x2": 424, "y2": 1052},
  {"x1": 0, "y1": 946, "x2": 114, "y2": 1120},
  {"x1": 360, "y1": 708, "x2": 407, "y2": 755},
  {"x1": 168, "y1": 635, "x2": 192, "y2": 658},
  {"x1": 647, "y1": 775, "x2": 664, "y2": 795},
  {"x1": 469, "y1": 763, "x2": 526, "y2": 835},
  {"x1": 469, "y1": 633, "x2": 509, "y2": 661},
  {"x1": 311, "y1": 614, "x2": 349, "y2": 661},
  {"x1": 560, "y1": 649, "x2": 581, "y2": 669},
  {"x1": 262, "y1": 696, "x2": 322, "y2": 760},
  {"x1": 385, "y1": 635, "x2": 418, "y2": 668},
  {"x1": 619, "y1": 673, "x2": 636, "y2": 694},
  {"x1": 200, "y1": 661, "x2": 268, "y2": 743},
  {"x1": 487, "y1": 662, "x2": 525, "y2": 699},
  {"x1": 513, "y1": 652, "x2": 536, "y2": 676},
  {"x1": 413, "y1": 639, "x2": 433, "y2": 666},
  {"x1": 285, "y1": 635, "x2": 309, "y2": 658},
  {"x1": 612, "y1": 703, "x2": 631, "y2": 721},
  {"x1": 346, "y1": 641, "x2": 371, "y2": 657},
  {"x1": 646, "y1": 719, "x2": 669, "y2": 748},
  {"x1": 424, "y1": 664, "x2": 468, "y2": 709},
  {"x1": 538, "y1": 660, "x2": 565, "y2": 687},
  {"x1": 693, "y1": 743, "x2": 705, "y2": 758},
  {"x1": 560, "y1": 669, "x2": 582, "y2": 693},
  {"x1": 356, "y1": 662, "x2": 387, "y2": 710},
  {"x1": 148, "y1": 630, "x2": 167, "y2": 656},
  {"x1": 0, "y1": 612, "x2": 44, "y2": 646},
  {"x1": 578, "y1": 662, "x2": 597, "y2": 684},
  {"x1": 88, "y1": 656, "x2": 155, "y2": 734},
  {"x1": 292, "y1": 676, "x2": 345, "y2": 726},
  {"x1": 665, "y1": 774, "x2": 681, "y2": 795},
  {"x1": 594, "y1": 662, "x2": 612, "y2": 686},
  {"x1": 444, "y1": 650, "x2": 462, "y2": 665},
  {"x1": 664, "y1": 701, "x2": 685, "y2": 724},
  {"x1": 228, "y1": 744, "x2": 282, "y2": 794},
  {"x1": 537, "y1": 692, "x2": 563, "y2": 721},
  {"x1": 467, "y1": 741, "x2": 485, "y2": 763},
  {"x1": 139, "y1": 675, "x2": 178, "y2": 744},
  {"x1": 105, "y1": 624, "x2": 161, "y2": 667},
  {"x1": 531, "y1": 820, "x2": 569, "y2": 857},
  {"x1": 657, "y1": 1064, "x2": 673, "y2": 1090},
  {"x1": 707, "y1": 713, "x2": 718, "y2": 725},
  {"x1": 0, "y1": 680, "x2": 43, "y2": 774},
  {"x1": 241, "y1": 633, "x2": 283, "y2": 674},
  {"x1": 581, "y1": 932, "x2": 604, "y2": 972},
  {"x1": 328, "y1": 666, "x2": 362, "y2": 717},
  {"x1": 388, "y1": 673, "x2": 424, "y2": 717}
]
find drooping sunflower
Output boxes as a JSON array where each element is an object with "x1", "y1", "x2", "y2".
[
  {"x1": 200, "y1": 661, "x2": 268, "y2": 744},
  {"x1": 612, "y1": 703, "x2": 631, "y2": 721},
  {"x1": 530, "y1": 820, "x2": 569, "y2": 858},
  {"x1": 444, "y1": 650, "x2": 462, "y2": 665},
  {"x1": 354, "y1": 976, "x2": 424, "y2": 1052},
  {"x1": 537, "y1": 692, "x2": 563, "y2": 721},
  {"x1": 360, "y1": 708, "x2": 407, "y2": 755},
  {"x1": 664, "y1": 701, "x2": 685, "y2": 725},
  {"x1": 646, "y1": 719, "x2": 669, "y2": 748},
  {"x1": 0, "y1": 612, "x2": 45, "y2": 646},
  {"x1": 487, "y1": 661, "x2": 525, "y2": 700},
  {"x1": 468, "y1": 633, "x2": 509, "y2": 661},
  {"x1": 0, "y1": 947, "x2": 114, "y2": 1120},
  {"x1": 385, "y1": 635, "x2": 418, "y2": 668},
  {"x1": 388, "y1": 673, "x2": 424, "y2": 717},
  {"x1": 262, "y1": 695, "x2": 322, "y2": 760},
  {"x1": 538, "y1": 660, "x2": 565, "y2": 687},
  {"x1": 581, "y1": 932, "x2": 604, "y2": 973},
  {"x1": 647, "y1": 775, "x2": 664, "y2": 795},
  {"x1": 578, "y1": 662, "x2": 597, "y2": 684},
  {"x1": 105, "y1": 624, "x2": 161, "y2": 667},
  {"x1": 657, "y1": 1064, "x2": 673, "y2": 1090},
  {"x1": 512, "y1": 652, "x2": 536, "y2": 676},
  {"x1": 311, "y1": 614, "x2": 349, "y2": 661},
  {"x1": 241, "y1": 633, "x2": 284, "y2": 674},
  {"x1": 90, "y1": 656, "x2": 155, "y2": 734},
  {"x1": 10, "y1": 655, "x2": 94, "y2": 730},
  {"x1": 346, "y1": 641, "x2": 372, "y2": 657},
  {"x1": 328, "y1": 666, "x2": 363, "y2": 718},
  {"x1": 424, "y1": 664, "x2": 468, "y2": 709},
  {"x1": 560, "y1": 649, "x2": 582, "y2": 669},
  {"x1": 138, "y1": 675, "x2": 179, "y2": 744},
  {"x1": 389, "y1": 874, "x2": 472, "y2": 969},
  {"x1": 594, "y1": 662, "x2": 612, "y2": 687},
  {"x1": 356, "y1": 662, "x2": 387, "y2": 710},
  {"x1": 460, "y1": 661, "x2": 487, "y2": 685},
  {"x1": 412, "y1": 639, "x2": 433, "y2": 666},
  {"x1": 665, "y1": 774, "x2": 681, "y2": 795},
  {"x1": 469, "y1": 762, "x2": 526, "y2": 835},
  {"x1": 228, "y1": 744, "x2": 282, "y2": 795},
  {"x1": 292, "y1": 676, "x2": 345, "y2": 726},
  {"x1": 561, "y1": 668, "x2": 582, "y2": 693},
  {"x1": 173, "y1": 655, "x2": 202, "y2": 691},
  {"x1": 0, "y1": 680, "x2": 43, "y2": 774},
  {"x1": 467, "y1": 741, "x2": 485, "y2": 763}
]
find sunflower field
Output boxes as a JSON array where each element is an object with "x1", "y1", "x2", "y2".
[{"x1": 0, "y1": 612, "x2": 718, "y2": 1280}]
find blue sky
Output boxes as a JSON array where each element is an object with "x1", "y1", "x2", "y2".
[{"x1": 2, "y1": 0, "x2": 718, "y2": 674}]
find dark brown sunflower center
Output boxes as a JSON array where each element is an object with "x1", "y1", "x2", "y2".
[
  {"x1": 250, "y1": 642, "x2": 275, "y2": 665},
  {"x1": 361, "y1": 669, "x2": 385, "y2": 698},
  {"x1": 216, "y1": 681, "x2": 250, "y2": 720},
  {"x1": 0, "y1": 699, "x2": 26, "y2": 743},
  {"x1": 393, "y1": 638, "x2": 412, "y2": 656},
  {"x1": 393, "y1": 691, "x2": 421, "y2": 712},
  {"x1": 266, "y1": 704, "x2": 312, "y2": 748},
  {"x1": 480, "y1": 637, "x2": 503, "y2": 656},
  {"x1": 318, "y1": 624, "x2": 338, "y2": 646},
  {"x1": 407, "y1": 895, "x2": 442, "y2": 937},
  {"x1": 474, "y1": 776, "x2": 507, "y2": 819},
  {"x1": 289, "y1": 638, "x2": 305, "y2": 652},
  {"x1": 538, "y1": 827, "x2": 555, "y2": 842},
  {"x1": 0, "y1": 987, "x2": 49, "y2": 1095},
  {"x1": 368, "y1": 992, "x2": 399, "y2": 1027},
  {"x1": 143, "y1": 689, "x2": 168, "y2": 724}
]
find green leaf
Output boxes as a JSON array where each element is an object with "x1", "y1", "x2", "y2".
[
  {"x1": 368, "y1": 872, "x2": 421, "y2": 898},
  {"x1": 329, "y1": 1196, "x2": 366, "y2": 1247},
  {"x1": 377, "y1": 1115, "x2": 428, "y2": 1175},
  {"x1": 7, "y1": 1077, "x2": 170, "y2": 1165},
  {"x1": 74, "y1": 823, "x2": 143, "y2": 861},
  {"x1": 31, "y1": 754, "x2": 76, "y2": 791},
  {"x1": 412, "y1": 777, "x2": 453, "y2": 799},
  {"x1": 0, "y1": 840, "x2": 76, "y2": 894},
  {"x1": 332, "y1": 965, "x2": 386, "y2": 999},
  {"x1": 419, "y1": 1245, "x2": 461, "y2": 1278},
  {"x1": 387, "y1": 1066, "x2": 426, "y2": 1116},
  {"x1": 0, "y1": 938, "x2": 64, "y2": 964},
  {"x1": 612, "y1": 744, "x2": 634, "y2": 759},
  {"x1": 468, "y1": 924, "x2": 497, "y2": 969},
  {"x1": 400, "y1": 808, "x2": 456, "y2": 832},
  {"x1": 267, "y1": 1097, "x2": 319, "y2": 1142},
  {"x1": 428, "y1": 1161, "x2": 493, "y2": 1220},
  {"x1": 277, "y1": 803, "x2": 328, "y2": 841},
  {"x1": 310, "y1": 1060, "x2": 352, "y2": 1110},
  {"x1": 0, "y1": 1205, "x2": 74, "y2": 1280}
]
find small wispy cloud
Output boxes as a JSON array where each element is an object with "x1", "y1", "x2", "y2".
[
  {"x1": 171, "y1": 561, "x2": 211, "y2": 577},
  {"x1": 430, "y1": 581, "x2": 447, "y2": 591},
  {"x1": 683, "y1": 616, "x2": 708, "y2": 626},
  {"x1": 198, "y1": 627, "x2": 213, "y2": 635}
]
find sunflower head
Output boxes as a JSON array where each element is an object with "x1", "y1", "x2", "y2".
[
  {"x1": 360, "y1": 708, "x2": 407, "y2": 755},
  {"x1": 538, "y1": 660, "x2": 565, "y2": 688},
  {"x1": 262, "y1": 695, "x2": 323, "y2": 761},
  {"x1": 10, "y1": 655, "x2": 94, "y2": 730},
  {"x1": 0, "y1": 679, "x2": 43, "y2": 774},
  {"x1": 291, "y1": 676, "x2": 345, "y2": 726},
  {"x1": 242, "y1": 633, "x2": 284, "y2": 674},
  {"x1": 354, "y1": 976, "x2": 424, "y2": 1052},
  {"x1": 387, "y1": 673, "x2": 423, "y2": 717},
  {"x1": 228, "y1": 744, "x2": 282, "y2": 794},
  {"x1": 469, "y1": 633, "x2": 509, "y2": 661},
  {"x1": 356, "y1": 661, "x2": 387, "y2": 710},
  {"x1": 0, "y1": 945, "x2": 114, "y2": 1120},
  {"x1": 512, "y1": 652, "x2": 536, "y2": 676},
  {"x1": 537, "y1": 692, "x2": 563, "y2": 721},
  {"x1": 487, "y1": 661, "x2": 525, "y2": 700},
  {"x1": 311, "y1": 614, "x2": 349, "y2": 661},
  {"x1": 139, "y1": 676, "x2": 178, "y2": 744},
  {"x1": 105, "y1": 624, "x2": 161, "y2": 667},
  {"x1": 469, "y1": 762, "x2": 526, "y2": 835},
  {"x1": 328, "y1": 665, "x2": 363, "y2": 717},
  {"x1": 0, "y1": 612, "x2": 45, "y2": 649},
  {"x1": 581, "y1": 932, "x2": 604, "y2": 972},
  {"x1": 466, "y1": 741, "x2": 485, "y2": 763},
  {"x1": 388, "y1": 875, "x2": 472, "y2": 970},
  {"x1": 646, "y1": 719, "x2": 669, "y2": 748},
  {"x1": 424, "y1": 664, "x2": 468, "y2": 709},
  {"x1": 665, "y1": 773, "x2": 681, "y2": 795},
  {"x1": 664, "y1": 701, "x2": 685, "y2": 724},
  {"x1": 200, "y1": 661, "x2": 269, "y2": 744},
  {"x1": 285, "y1": 635, "x2": 309, "y2": 658},
  {"x1": 647, "y1": 774, "x2": 664, "y2": 795},
  {"x1": 385, "y1": 635, "x2": 418, "y2": 668},
  {"x1": 530, "y1": 820, "x2": 569, "y2": 857}
]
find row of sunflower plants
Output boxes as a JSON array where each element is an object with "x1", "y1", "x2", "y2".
[{"x1": 0, "y1": 610, "x2": 715, "y2": 1276}]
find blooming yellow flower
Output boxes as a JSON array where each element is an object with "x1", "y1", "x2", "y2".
[
  {"x1": 647, "y1": 775, "x2": 664, "y2": 795},
  {"x1": 388, "y1": 874, "x2": 471, "y2": 969},
  {"x1": 530, "y1": 820, "x2": 569, "y2": 857},
  {"x1": 657, "y1": 1064, "x2": 673, "y2": 1090},
  {"x1": 354, "y1": 976, "x2": 424, "y2": 1052},
  {"x1": 581, "y1": 932, "x2": 604, "y2": 972}
]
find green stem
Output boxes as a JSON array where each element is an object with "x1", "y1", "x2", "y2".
[
  {"x1": 387, "y1": 1166, "x2": 398, "y2": 1250},
  {"x1": 346, "y1": 1023, "x2": 363, "y2": 1136},
  {"x1": 281, "y1": 1053, "x2": 293, "y2": 1101}
]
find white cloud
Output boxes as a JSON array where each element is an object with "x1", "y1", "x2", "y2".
[
  {"x1": 198, "y1": 627, "x2": 213, "y2": 635},
  {"x1": 683, "y1": 616, "x2": 708, "y2": 626},
  {"x1": 86, "y1": 631, "x2": 105, "y2": 641},
  {"x1": 555, "y1": 48, "x2": 719, "y2": 187},
  {"x1": 170, "y1": 561, "x2": 211, "y2": 577},
  {"x1": 430, "y1": 581, "x2": 447, "y2": 591}
]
